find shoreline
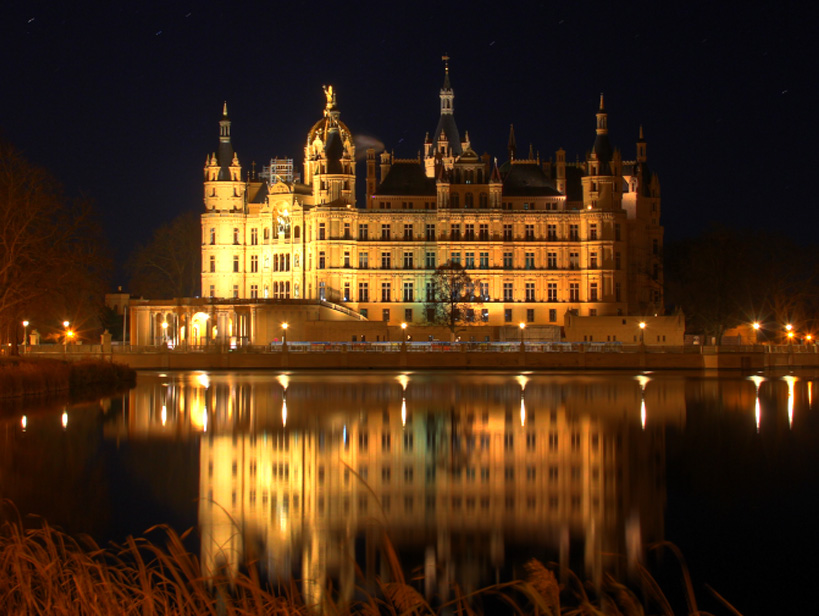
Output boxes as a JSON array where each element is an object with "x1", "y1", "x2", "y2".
[{"x1": 20, "y1": 345, "x2": 819, "y2": 371}]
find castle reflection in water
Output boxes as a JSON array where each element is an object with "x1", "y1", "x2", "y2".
[{"x1": 107, "y1": 371, "x2": 686, "y2": 604}]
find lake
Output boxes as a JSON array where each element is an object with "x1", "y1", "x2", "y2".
[{"x1": 1, "y1": 369, "x2": 817, "y2": 614}]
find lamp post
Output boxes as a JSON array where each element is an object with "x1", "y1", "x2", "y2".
[
  {"x1": 282, "y1": 322, "x2": 288, "y2": 350},
  {"x1": 752, "y1": 321, "x2": 761, "y2": 345},
  {"x1": 786, "y1": 323, "x2": 794, "y2": 345},
  {"x1": 161, "y1": 321, "x2": 168, "y2": 347},
  {"x1": 401, "y1": 322, "x2": 407, "y2": 350},
  {"x1": 519, "y1": 322, "x2": 526, "y2": 351},
  {"x1": 22, "y1": 320, "x2": 29, "y2": 353},
  {"x1": 63, "y1": 321, "x2": 70, "y2": 354},
  {"x1": 639, "y1": 321, "x2": 646, "y2": 347}
]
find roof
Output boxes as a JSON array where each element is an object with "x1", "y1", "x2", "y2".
[
  {"x1": 432, "y1": 113, "x2": 462, "y2": 155},
  {"x1": 502, "y1": 162, "x2": 562, "y2": 197},
  {"x1": 374, "y1": 161, "x2": 436, "y2": 196}
]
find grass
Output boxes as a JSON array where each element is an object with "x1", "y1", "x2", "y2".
[
  {"x1": 0, "y1": 511, "x2": 744, "y2": 616},
  {"x1": 0, "y1": 357, "x2": 135, "y2": 399}
]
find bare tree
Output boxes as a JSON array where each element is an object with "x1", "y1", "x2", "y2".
[
  {"x1": 127, "y1": 211, "x2": 201, "y2": 299},
  {"x1": 0, "y1": 139, "x2": 109, "y2": 352},
  {"x1": 424, "y1": 261, "x2": 481, "y2": 339}
]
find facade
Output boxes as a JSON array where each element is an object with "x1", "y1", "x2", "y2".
[{"x1": 199, "y1": 67, "x2": 663, "y2": 337}]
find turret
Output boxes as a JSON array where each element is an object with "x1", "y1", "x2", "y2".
[{"x1": 424, "y1": 55, "x2": 463, "y2": 177}]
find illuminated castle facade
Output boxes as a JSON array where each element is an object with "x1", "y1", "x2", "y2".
[{"x1": 200, "y1": 65, "x2": 662, "y2": 333}]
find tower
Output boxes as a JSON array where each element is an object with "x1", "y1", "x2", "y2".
[{"x1": 424, "y1": 56, "x2": 465, "y2": 177}]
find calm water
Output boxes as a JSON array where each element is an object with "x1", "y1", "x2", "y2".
[{"x1": 1, "y1": 369, "x2": 817, "y2": 613}]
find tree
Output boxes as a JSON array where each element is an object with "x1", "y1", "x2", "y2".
[
  {"x1": 127, "y1": 211, "x2": 201, "y2": 299},
  {"x1": 424, "y1": 261, "x2": 481, "y2": 338},
  {"x1": 0, "y1": 139, "x2": 109, "y2": 352}
]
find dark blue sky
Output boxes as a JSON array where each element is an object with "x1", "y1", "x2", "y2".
[{"x1": 3, "y1": 1, "x2": 816, "y2": 285}]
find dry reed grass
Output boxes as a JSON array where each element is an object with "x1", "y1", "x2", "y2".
[{"x1": 0, "y1": 513, "x2": 742, "y2": 616}]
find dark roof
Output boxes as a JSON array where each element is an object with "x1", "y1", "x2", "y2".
[
  {"x1": 217, "y1": 141, "x2": 234, "y2": 181},
  {"x1": 247, "y1": 182, "x2": 269, "y2": 203},
  {"x1": 591, "y1": 133, "x2": 613, "y2": 174},
  {"x1": 502, "y1": 162, "x2": 562, "y2": 197},
  {"x1": 324, "y1": 127, "x2": 344, "y2": 173},
  {"x1": 432, "y1": 113, "x2": 462, "y2": 155},
  {"x1": 374, "y1": 161, "x2": 436, "y2": 196},
  {"x1": 564, "y1": 166, "x2": 584, "y2": 202}
]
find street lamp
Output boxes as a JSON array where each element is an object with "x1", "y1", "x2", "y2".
[
  {"x1": 161, "y1": 321, "x2": 168, "y2": 347},
  {"x1": 519, "y1": 322, "x2": 526, "y2": 350},
  {"x1": 281, "y1": 322, "x2": 289, "y2": 347},
  {"x1": 401, "y1": 322, "x2": 408, "y2": 349},
  {"x1": 22, "y1": 320, "x2": 29, "y2": 353},
  {"x1": 639, "y1": 321, "x2": 646, "y2": 346},
  {"x1": 63, "y1": 321, "x2": 70, "y2": 352}
]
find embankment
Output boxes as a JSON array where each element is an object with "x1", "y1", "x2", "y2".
[{"x1": 0, "y1": 357, "x2": 136, "y2": 399}]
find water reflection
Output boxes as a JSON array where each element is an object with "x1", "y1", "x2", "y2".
[{"x1": 104, "y1": 372, "x2": 688, "y2": 604}]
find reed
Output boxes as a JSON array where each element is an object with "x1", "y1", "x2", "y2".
[
  {"x1": 0, "y1": 515, "x2": 741, "y2": 615},
  {"x1": 0, "y1": 357, "x2": 135, "y2": 399}
]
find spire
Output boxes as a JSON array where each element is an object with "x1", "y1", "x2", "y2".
[
  {"x1": 528, "y1": 143, "x2": 534, "y2": 160},
  {"x1": 431, "y1": 56, "x2": 462, "y2": 156},
  {"x1": 219, "y1": 101, "x2": 231, "y2": 143},
  {"x1": 596, "y1": 93, "x2": 608, "y2": 135},
  {"x1": 591, "y1": 95, "x2": 612, "y2": 174},
  {"x1": 216, "y1": 102, "x2": 235, "y2": 180},
  {"x1": 508, "y1": 124, "x2": 516, "y2": 161},
  {"x1": 636, "y1": 125, "x2": 647, "y2": 163},
  {"x1": 439, "y1": 55, "x2": 454, "y2": 115},
  {"x1": 442, "y1": 53, "x2": 451, "y2": 90}
]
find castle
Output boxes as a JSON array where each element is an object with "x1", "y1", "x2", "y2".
[{"x1": 131, "y1": 63, "x2": 666, "y2": 346}]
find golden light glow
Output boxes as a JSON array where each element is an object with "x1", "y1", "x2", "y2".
[
  {"x1": 752, "y1": 322, "x2": 760, "y2": 330},
  {"x1": 161, "y1": 322, "x2": 168, "y2": 330},
  {"x1": 21, "y1": 415, "x2": 26, "y2": 431},
  {"x1": 640, "y1": 398, "x2": 646, "y2": 430},
  {"x1": 282, "y1": 396, "x2": 287, "y2": 427},
  {"x1": 401, "y1": 322, "x2": 407, "y2": 330},
  {"x1": 22, "y1": 320, "x2": 29, "y2": 327},
  {"x1": 61, "y1": 412, "x2": 68, "y2": 429},
  {"x1": 401, "y1": 396, "x2": 407, "y2": 427},
  {"x1": 519, "y1": 322, "x2": 526, "y2": 330},
  {"x1": 783, "y1": 375, "x2": 796, "y2": 428},
  {"x1": 282, "y1": 322, "x2": 289, "y2": 330},
  {"x1": 785, "y1": 324, "x2": 793, "y2": 331},
  {"x1": 749, "y1": 375, "x2": 764, "y2": 433},
  {"x1": 66, "y1": 330, "x2": 74, "y2": 340},
  {"x1": 787, "y1": 331, "x2": 795, "y2": 339},
  {"x1": 639, "y1": 321, "x2": 646, "y2": 330},
  {"x1": 161, "y1": 404, "x2": 167, "y2": 426},
  {"x1": 520, "y1": 393, "x2": 526, "y2": 427},
  {"x1": 396, "y1": 373, "x2": 409, "y2": 391},
  {"x1": 63, "y1": 320, "x2": 69, "y2": 328}
]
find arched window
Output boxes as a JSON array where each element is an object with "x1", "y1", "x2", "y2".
[{"x1": 294, "y1": 225, "x2": 301, "y2": 239}]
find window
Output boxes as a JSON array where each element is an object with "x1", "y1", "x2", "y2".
[
  {"x1": 589, "y1": 224, "x2": 598, "y2": 240},
  {"x1": 208, "y1": 255, "x2": 216, "y2": 272},
  {"x1": 569, "y1": 224, "x2": 579, "y2": 241},
  {"x1": 504, "y1": 308, "x2": 512, "y2": 322},
  {"x1": 465, "y1": 252, "x2": 475, "y2": 269},
  {"x1": 250, "y1": 228, "x2": 258, "y2": 245},
  {"x1": 381, "y1": 224, "x2": 390, "y2": 240},
  {"x1": 318, "y1": 251, "x2": 325, "y2": 269},
  {"x1": 403, "y1": 252, "x2": 413, "y2": 269},
  {"x1": 451, "y1": 252, "x2": 460, "y2": 265},
  {"x1": 479, "y1": 193, "x2": 488, "y2": 208},
  {"x1": 232, "y1": 285, "x2": 239, "y2": 298},
  {"x1": 547, "y1": 252, "x2": 557, "y2": 269},
  {"x1": 426, "y1": 223, "x2": 436, "y2": 240},
  {"x1": 403, "y1": 282, "x2": 413, "y2": 302},
  {"x1": 425, "y1": 281, "x2": 434, "y2": 302},
  {"x1": 404, "y1": 308, "x2": 413, "y2": 322},
  {"x1": 615, "y1": 251, "x2": 621, "y2": 270},
  {"x1": 503, "y1": 282, "x2": 513, "y2": 301},
  {"x1": 359, "y1": 252, "x2": 369, "y2": 268},
  {"x1": 479, "y1": 223, "x2": 489, "y2": 240},
  {"x1": 526, "y1": 433, "x2": 536, "y2": 451},
  {"x1": 547, "y1": 224, "x2": 557, "y2": 241},
  {"x1": 547, "y1": 282, "x2": 557, "y2": 302},
  {"x1": 527, "y1": 308, "x2": 535, "y2": 322},
  {"x1": 264, "y1": 227, "x2": 270, "y2": 241},
  {"x1": 481, "y1": 308, "x2": 489, "y2": 322},
  {"x1": 525, "y1": 224, "x2": 535, "y2": 240},
  {"x1": 343, "y1": 222, "x2": 351, "y2": 239},
  {"x1": 589, "y1": 252, "x2": 598, "y2": 269},
  {"x1": 381, "y1": 282, "x2": 391, "y2": 302},
  {"x1": 209, "y1": 228, "x2": 215, "y2": 245},
  {"x1": 503, "y1": 224, "x2": 513, "y2": 241},
  {"x1": 590, "y1": 282, "x2": 598, "y2": 301},
  {"x1": 549, "y1": 308, "x2": 557, "y2": 322},
  {"x1": 480, "y1": 282, "x2": 489, "y2": 300},
  {"x1": 318, "y1": 223, "x2": 326, "y2": 240},
  {"x1": 381, "y1": 252, "x2": 391, "y2": 269},
  {"x1": 209, "y1": 284, "x2": 215, "y2": 298},
  {"x1": 451, "y1": 193, "x2": 459, "y2": 208},
  {"x1": 344, "y1": 251, "x2": 350, "y2": 268},
  {"x1": 464, "y1": 193, "x2": 473, "y2": 207},
  {"x1": 479, "y1": 252, "x2": 489, "y2": 268},
  {"x1": 359, "y1": 282, "x2": 369, "y2": 302},
  {"x1": 382, "y1": 308, "x2": 390, "y2": 321},
  {"x1": 233, "y1": 255, "x2": 239, "y2": 273},
  {"x1": 450, "y1": 224, "x2": 461, "y2": 240},
  {"x1": 343, "y1": 282, "x2": 350, "y2": 301},
  {"x1": 525, "y1": 252, "x2": 535, "y2": 269},
  {"x1": 525, "y1": 282, "x2": 535, "y2": 302},
  {"x1": 404, "y1": 223, "x2": 413, "y2": 239},
  {"x1": 359, "y1": 224, "x2": 368, "y2": 240},
  {"x1": 503, "y1": 251, "x2": 513, "y2": 268},
  {"x1": 569, "y1": 251, "x2": 579, "y2": 269},
  {"x1": 425, "y1": 252, "x2": 436, "y2": 269},
  {"x1": 615, "y1": 281, "x2": 622, "y2": 302},
  {"x1": 464, "y1": 224, "x2": 475, "y2": 240},
  {"x1": 250, "y1": 255, "x2": 258, "y2": 273},
  {"x1": 615, "y1": 223, "x2": 621, "y2": 241},
  {"x1": 233, "y1": 228, "x2": 239, "y2": 244},
  {"x1": 250, "y1": 284, "x2": 258, "y2": 298},
  {"x1": 570, "y1": 282, "x2": 580, "y2": 302}
]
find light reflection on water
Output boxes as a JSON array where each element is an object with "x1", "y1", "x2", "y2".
[{"x1": 1, "y1": 370, "x2": 817, "y2": 611}]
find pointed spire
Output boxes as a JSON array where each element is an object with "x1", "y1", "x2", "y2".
[
  {"x1": 508, "y1": 124, "x2": 516, "y2": 161},
  {"x1": 442, "y1": 53, "x2": 451, "y2": 90},
  {"x1": 222, "y1": 101, "x2": 229, "y2": 117},
  {"x1": 638, "y1": 125, "x2": 645, "y2": 141},
  {"x1": 528, "y1": 143, "x2": 534, "y2": 160},
  {"x1": 599, "y1": 93, "x2": 605, "y2": 111}
]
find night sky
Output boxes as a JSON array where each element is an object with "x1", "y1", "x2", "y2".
[{"x1": 3, "y1": 1, "x2": 816, "y2": 286}]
